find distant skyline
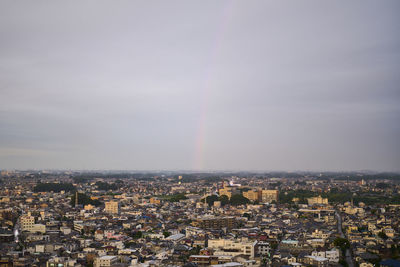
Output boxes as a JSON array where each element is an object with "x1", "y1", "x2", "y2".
[{"x1": 0, "y1": 1, "x2": 399, "y2": 171}]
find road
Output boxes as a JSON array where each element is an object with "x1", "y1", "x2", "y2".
[{"x1": 336, "y1": 211, "x2": 354, "y2": 267}]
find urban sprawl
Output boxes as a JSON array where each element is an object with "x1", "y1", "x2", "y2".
[{"x1": 0, "y1": 171, "x2": 399, "y2": 267}]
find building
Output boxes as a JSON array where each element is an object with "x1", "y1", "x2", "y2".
[
  {"x1": 189, "y1": 255, "x2": 220, "y2": 266},
  {"x1": 307, "y1": 196, "x2": 328, "y2": 205},
  {"x1": 104, "y1": 201, "x2": 119, "y2": 214},
  {"x1": 243, "y1": 190, "x2": 260, "y2": 202},
  {"x1": 311, "y1": 249, "x2": 340, "y2": 263},
  {"x1": 192, "y1": 216, "x2": 236, "y2": 230},
  {"x1": 303, "y1": 256, "x2": 329, "y2": 267},
  {"x1": 261, "y1": 190, "x2": 278, "y2": 203},
  {"x1": 94, "y1": 255, "x2": 118, "y2": 267},
  {"x1": 219, "y1": 187, "x2": 238, "y2": 199},
  {"x1": 189, "y1": 255, "x2": 233, "y2": 266},
  {"x1": 380, "y1": 259, "x2": 400, "y2": 267},
  {"x1": 255, "y1": 241, "x2": 271, "y2": 257},
  {"x1": 20, "y1": 212, "x2": 35, "y2": 232},
  {"x1": 73, "y1": 221, "x2": 84, "y2": 232},
  {"x1": 208, "y1": 238, "x2": 257, "y2": 258},
  {"x1": 30, "y1": 224, "x2": 46, "y2": 233},
  {"x1": 46, "y1": 257, "x2": 77, "y2": 267},
  {"x1": 150, "y1": 197, "x2": 161, "y2": 205},
  {"x1": 84, "y1": 204, "x2": 95, "y2": 210}
]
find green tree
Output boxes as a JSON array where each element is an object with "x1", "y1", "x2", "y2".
[
  {"x1": 205, "y1": 195, "x2": 218, "y2": 206},
  {"x1": 333, "y1": 237, "x2": 350, "y2": 255},
  {"x1": 70, "y1": 192, "x2": 101, "y2": 207},
  {"x1": 229, "y1": 194, "x2": 250, "y2": 206},
  {"x1": 163, "y1": 231, "x2": 171, "y2": 238},
  {"x1": 34, "y1": 182, "x2": 75, "y2": 193},
  {"x1": 378, "y1": 231, "x2": 388, "y2": 240},
  {"x1": 130, "y1": 231, "x2": 143, "y2": 239},
  {"x1": 219, "y1": 195, "x2": 229, "y2": 206}
]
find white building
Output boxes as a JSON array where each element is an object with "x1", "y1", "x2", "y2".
[
  {"x1": 311, "y1": 248, "x2": 339, "y2": 263},
  {"x1": 208, "y1": 238, "x2": 256, "y2": 258},
  {"x1": 94, "y1": 255, "x2": 118, "y2": 267}
]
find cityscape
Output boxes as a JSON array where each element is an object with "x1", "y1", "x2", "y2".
[
  {"x1": 1, "y1": 1, "x2": 399, "y2": 267},
  {"x1": 0, "y1": 171, "x2": 399, "y2": 266}
]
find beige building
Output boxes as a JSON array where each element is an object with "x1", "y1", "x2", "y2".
[
  {"x1": 150, "y1": 197, "x2": 161, "y2": 205},
  {"x1": 84, "y1": 204, "x2": 95, "y2": 211},
  {"x1": 20, "y1": 212, "x2": 35, "y2": 232},
  {"x1": 208, "y1": 238, "x2": 256, "y2": 258},
  {"x1": 261, "y1": 190, "x2": 278, "y2": 203},
  {"x1": 104, "y1": 201, "x2": 119, "y2": 214},
  {"x1": 307, "y1": 196, "x2": 328, "y2": 205},
  {"x1": 213, "y1": 201, "x2": 221, "y2": 208},
  {"x1": 219, "y1": 187, "x2": 238, "y2": 199},
  {"x1": 94, "y1": 255, "x2": 118, "y2": 267},
  {"x1": 243, "y1": 190, "x2": 260, "y2": 202},
  {"x1": 30, "y1": 224, "x2": 46, "y2": 233}
]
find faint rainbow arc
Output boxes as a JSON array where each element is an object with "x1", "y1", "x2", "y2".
[{"x1": 193, "y1": 2, "x2": 237, "y2": 170}]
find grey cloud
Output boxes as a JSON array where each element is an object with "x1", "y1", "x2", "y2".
[{"x1": 0, "y1": 0, "x2": 399, "y2": 171}]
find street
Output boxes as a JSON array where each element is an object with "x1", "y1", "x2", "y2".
[{"x1": 336, "y1": 211, "x2": 354, "y2": 267}]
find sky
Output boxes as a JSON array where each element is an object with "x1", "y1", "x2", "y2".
[{"x1": 0, "y1": 1, "x2": 399, "y2": 171}]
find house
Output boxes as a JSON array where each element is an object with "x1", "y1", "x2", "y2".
[
  {"x1": 94, "y1": 255, "x2": 118, "y2": 267},
  {"x1": 380, "y1": 259, "x2": 400, "y2": 267}
]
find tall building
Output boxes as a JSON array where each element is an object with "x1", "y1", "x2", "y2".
[
  {"x1": 104, "y1": 201, "x2": 120, "y2": 214},
  {"x1": 261, "y1": 189, "x2": 278, "y2": 203},
  {"x1": 243, "y1": 189, "x2": 261, "y2": 202},
  {"x1": 20, "y1": 212, "x2": 35, "y2": 232},
  {"x1": 242, "y1": 189, "x2": 278, "y2": 203}
]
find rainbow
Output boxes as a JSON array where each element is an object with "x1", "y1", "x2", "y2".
[{"x1": 193, "y1": 2, "x2": 238, "y2": 170}]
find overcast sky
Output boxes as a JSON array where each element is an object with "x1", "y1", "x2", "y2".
[{"x1": 0, "y1": 1, "x2": 399, "y2": 171}]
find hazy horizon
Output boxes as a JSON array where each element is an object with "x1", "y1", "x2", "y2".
[
  {"x1": 2, "y1": 168, "x2": 400, "y2": 174},
  {"x1": 1, "y1": 1, "x2": 399, "y2": 171}
]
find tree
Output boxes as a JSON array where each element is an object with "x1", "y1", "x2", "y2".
[
  {"x1": 70, "y1": 192, "x2": 101, "y2": 207},
  {"x1": 376, "y1": 182, "x2": 390, "y2": 189},
  {"x1": 333, "y1": 237, "x2": 350, "y2": 255},
  {"x1": 73, "y1": 177, "x2": 90, "y2": 184},
  {"x1": 130, "y1": 231, "x2": 143, "y2": 239},
  {"x1": 229, "y1": 194, "x2": 250, "y2": 206},
  {"x1": 378, "y1": 231, "x2": 388, "y2": 240},
  {"x1": 205, "y1": 195, "x2": 218, "y2": 206},
  {"x1": 166, "y1": 193, "x2": 188, "y2": 202},
  {"x1": 334, "y1": 237, "x2": 350, "y2": 249},
  {"x1": 34, "y1": 182, "x2": 75, "y2": 193},
  {"x1": 219, "y1": 195, "x2": 229, "y2": 206},
  {"x1": 95, "y1": 181, "x2": 119, "y2": 191},
  {"x1": 163, "y1": 231, "x2": 171, "y2": 238}
]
